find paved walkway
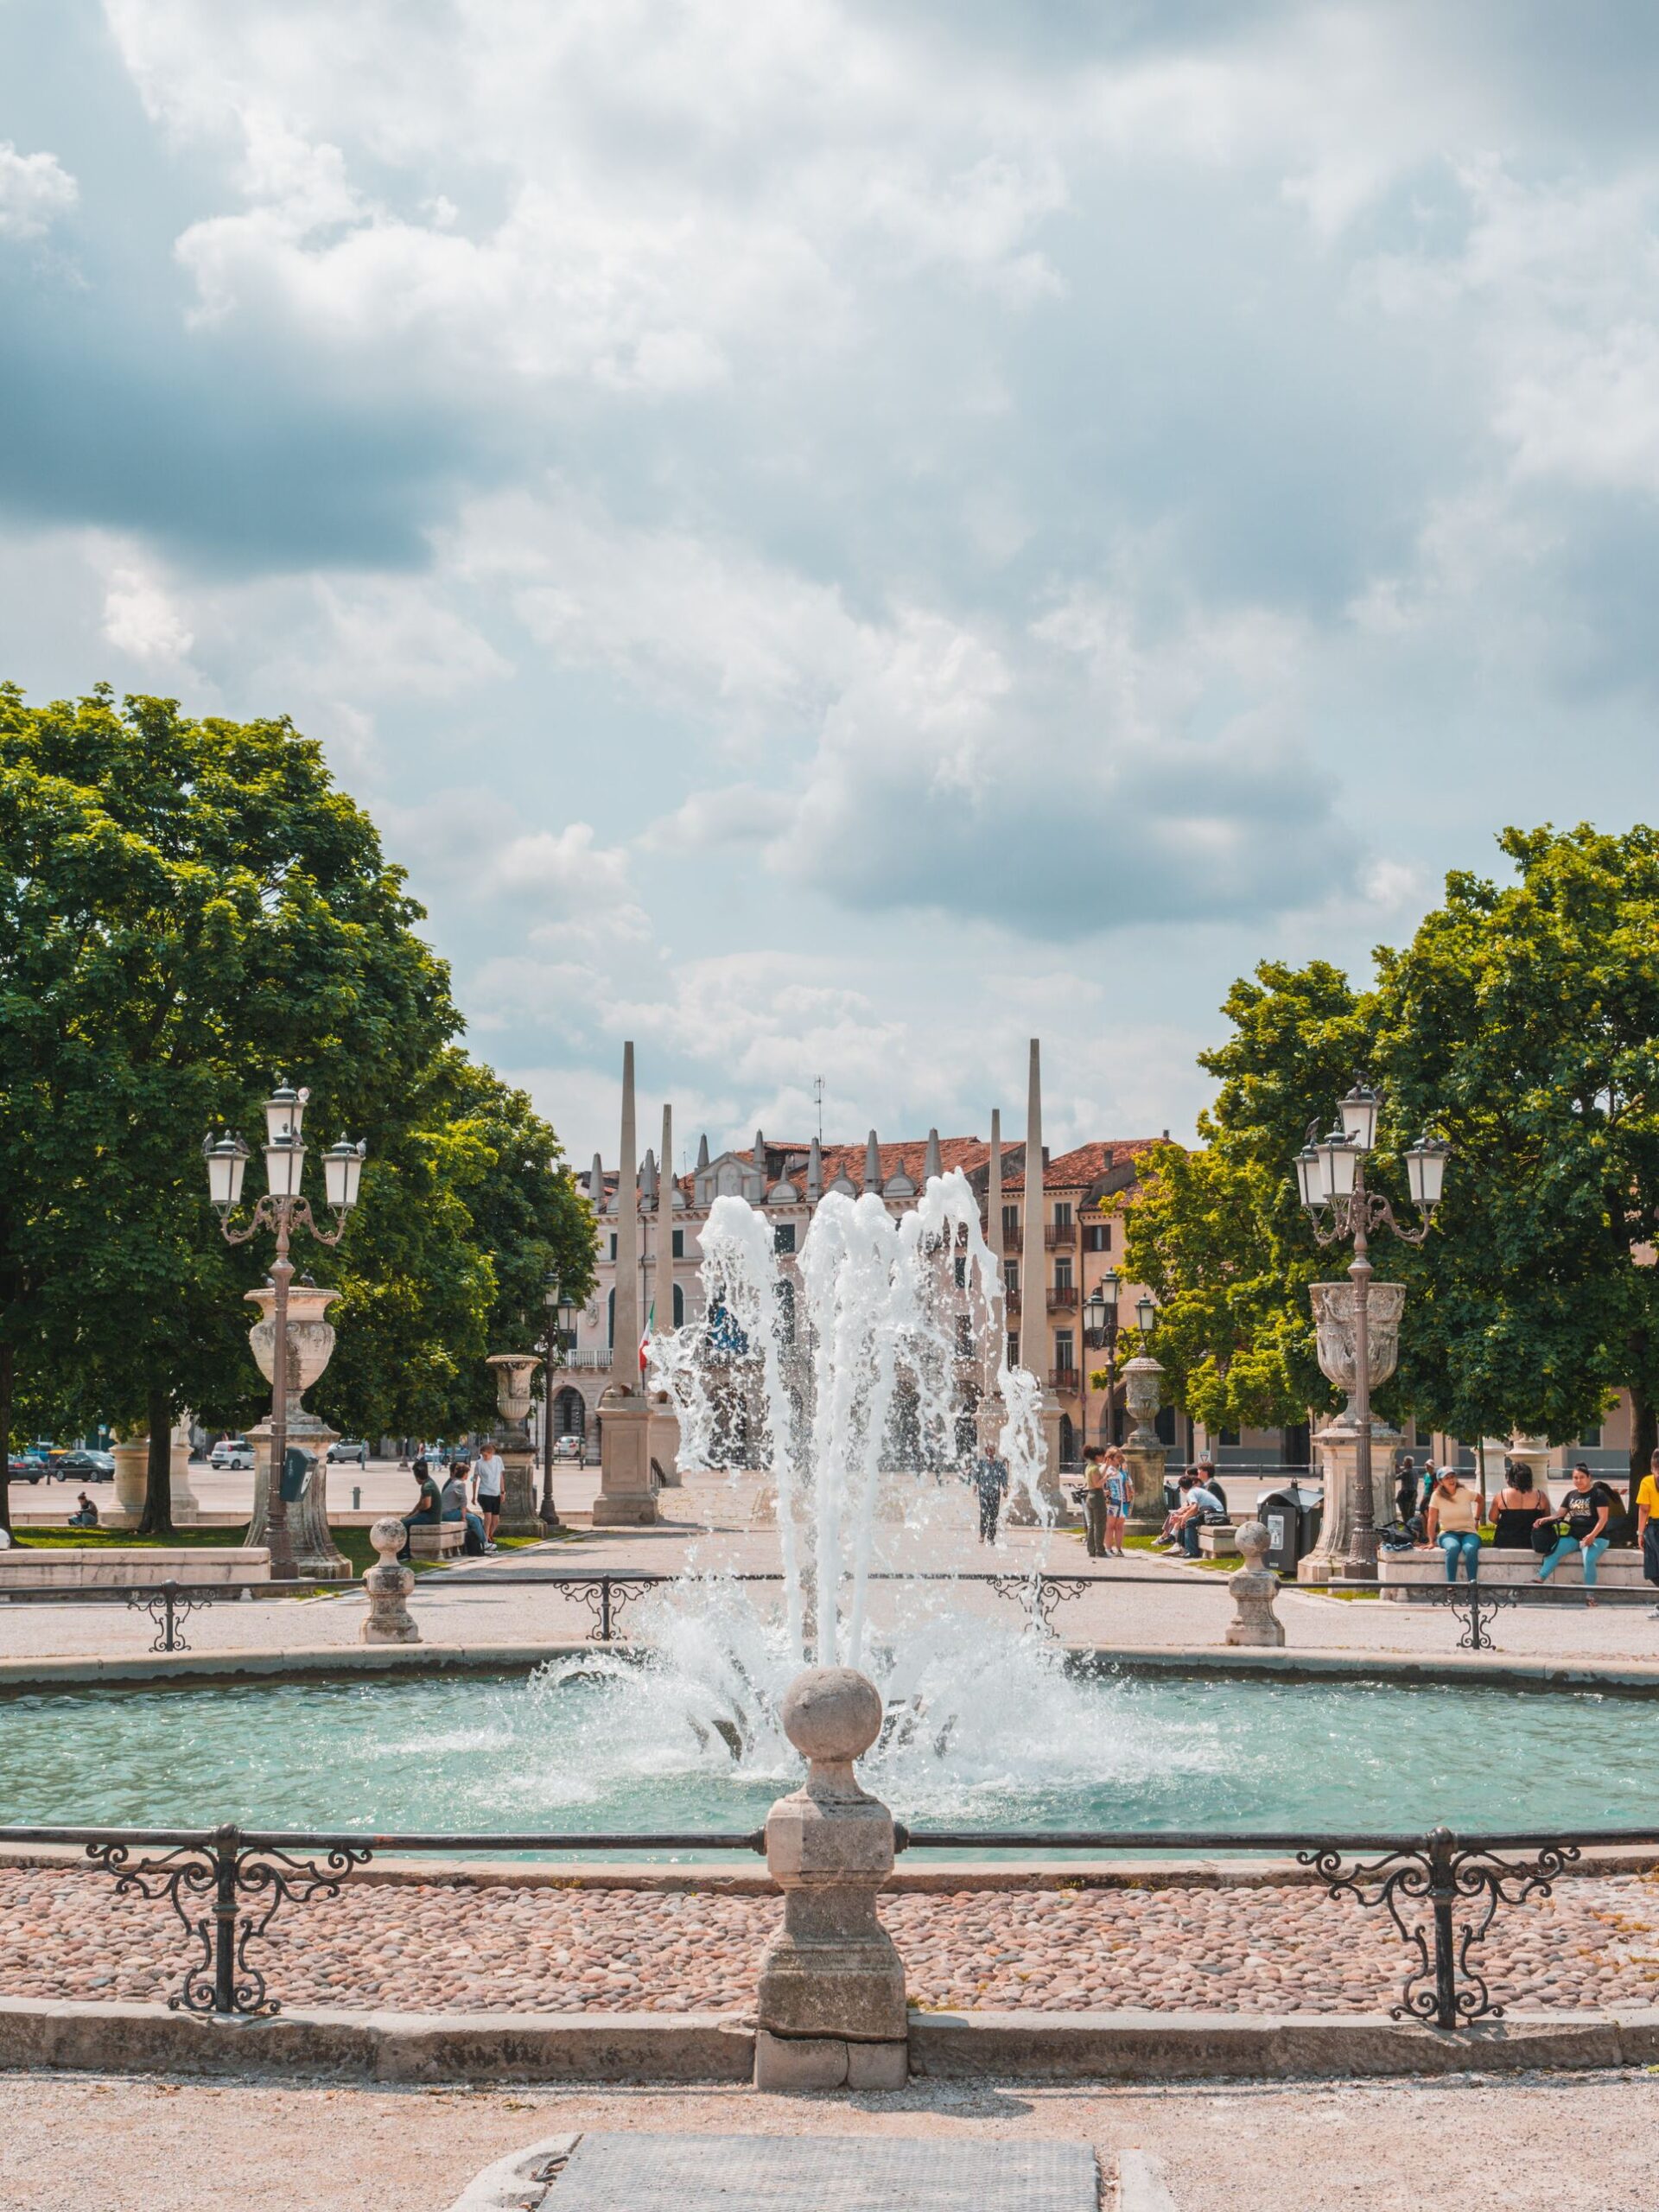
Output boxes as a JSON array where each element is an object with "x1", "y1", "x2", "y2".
[
  {"x1": 3, "y1": 1860, "x2": 1656, "y2": 2017},
  {"x1": 3, "y1": 1465, "x2": 1657, "y2": 1662},
  {"x1": 6, "y1": 2069, "x2": 1659, "y2": 2212}
]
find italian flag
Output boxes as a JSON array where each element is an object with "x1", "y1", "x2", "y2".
[{"x1": 639, "y1": 1300, "x2": 654, "y2": 1375}]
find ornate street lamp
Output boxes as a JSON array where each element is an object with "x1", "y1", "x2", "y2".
[
  {"x1": 537, "y1": 1271, "x2": 580, "y2": 1527},
  {"x1": 1295, "y1": 1088, "x2": 1449, "y2": 1576},
  {"x1": 204, "y1": 1082, "x2": 365, "y2": 1582},
  {"x1": 1084, "y1": 1266, "x2": 1122, "y2": 1444},
  {"x1": 1135, "y1": 1293, "x2": 1156, "y2": 1335}
]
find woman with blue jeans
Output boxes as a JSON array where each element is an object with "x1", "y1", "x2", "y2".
[
  {"x1": 1425, "y1": 1470, "x2": 1482, "y2": 1581},
  {"x1": 1537, "y1": 1463, "x2": 1618, "y2": 1604}
]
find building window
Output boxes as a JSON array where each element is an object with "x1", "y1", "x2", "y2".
[
  {"x1": 1003, "y1": 1259, "x2": 1019, "y2": 1297},
  {"x1": 1580, "y1": 1425, "x2": 1602, "y2": 1449},
  {"x1": 1052, "y1": 1202, "x2": 1072, "y2": 1231},
  {"x1": 609, "y1": 1234, "x2": 617, "y2": 1259},
  {"x1": 672, "y1": 1230, "x2": 684, "y2": 1258},
  {"x1": 1007, "y1": 1332, "x2": 1019, "y2": 1368},
  {"x1": 1218, "y1": 1427, "x2": 1240, "y2": 1447},
  {"x1": 774, "y1": 1222, "x2": 797, "y2": 1254},
  {"x1": 607, "y1": 1288, "x2": 615, "y2": 1347},
  {"x1": 955, "y1": 1315, "x2": 972, "y2": 1357},
  {"x1": 1084, "y1": 1222, "x2": 1111, "y2": 1252},
  {"x1": 777, "y1": 1278, "x2": 797, "y2": 1342},
  {"x1": 1054, "y1": 1255, "x2": 1073, "y2": 1292},
  {"x1": 672, "y1": 1284, "x2": 685, "y2": 1327},
  {"x1": 1054, "y1": 1329, "x2": 1076, "y2": 1374},
  {"x1": 1001, "y1": 1203, "x2": 1020, "y2": 1239},
  {"x1": 953, "y1": 1255, "x2": 967, "y2": 1289}
]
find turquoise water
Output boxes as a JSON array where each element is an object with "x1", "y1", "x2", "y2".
[{"x1": 2, "y1": 1665, "x2": 1654, "y2": 1847}]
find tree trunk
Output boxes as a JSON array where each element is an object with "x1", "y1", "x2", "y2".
[
  {"x1": 137, "y1": 1384, "x2": 175, "y2": 1537},
  {"x1": 0, "y1": 1338, "x2": 13, "y2": 1536},
  {"x1": 1629, "y1": 1395, "x2": 1656, "y2": 1494}
]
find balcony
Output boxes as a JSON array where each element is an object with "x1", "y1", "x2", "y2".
[
  {"x1": 1046, "y1": 1284, "x2": 1079, "y2": 1309},
  {"x1": 1048, "y1": 1367, "x2": 1081, "y2": 1393},
  {"x1": 1003, "y1": 1286, "x2": 1021, "y2": 1313},
  {"x1": 1044, "y1": 1222, "x2": 1076, "y2": 1247},
  {"x1": 981, "y1": 1218, "x2": 1023, "y2": 1252}
]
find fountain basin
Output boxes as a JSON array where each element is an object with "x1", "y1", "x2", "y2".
[{"x1": 2, "y1": 1662, "x2": 1653, "y2": 1853}]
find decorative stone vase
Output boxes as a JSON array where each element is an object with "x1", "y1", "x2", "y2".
[
  {"x1": 1122, "y1": 1353, "x2": 1166, "y2": 1448},
  {"x1": 244, "y1": 1281, "x2": 349, "y2": 1580},
  {"x1": 486, "y1": 1353, "x2": 544, "y2": 1537},
  {"x1": 246, "y1": 1281, "x2": 340, "y2": 1411},
  {"x1": 1310, "y1": 1281, "x2": 1406, "y2": 1409}
]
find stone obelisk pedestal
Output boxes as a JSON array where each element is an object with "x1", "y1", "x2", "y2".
[
  {"x1": 753, "y1": 1667, "x2": 909, "y2": 2091},
  {"x1": 594, "y1": 1039, "x2": 659, "y2": 1527},
  {"x1": 1007, "y1": 1038, "x2": 1075, "y2": 1526}
]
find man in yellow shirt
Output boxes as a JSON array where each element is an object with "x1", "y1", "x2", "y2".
[{"x1": 1638, "y1": 1450, "x2": 1659, "y2": 1619}]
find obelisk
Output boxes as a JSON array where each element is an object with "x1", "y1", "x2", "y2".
[
  {"x1": 978, "y1": 1108, "x2": 1007, "y2": 1453},
  {"x1": 594, "y1": 1041, "x2": 658, "y2": 1525},
  {"x1": 1014, "y1": 1039, "x2": 1066, "y2": 1518},
  {"x1": 648, "y1": 1101, "x2": 682, "y2": 1486}
]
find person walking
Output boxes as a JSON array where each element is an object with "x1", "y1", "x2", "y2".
[
  {"x1": 1082, "y1": 1447, "x2": 1108, "y2": 1559},
  {"x1": 1424, "y1": 1468, "x2": 1482, "y2": 1583},
  {"x1": 1637, "y1": 1448, "x2": 1659, "y2": 1620},
  {"x1": 474, "y1": 1440, "x2": 505, "y2": 1552},
  {"x1": 971, "y1": 1445, "x2": 1010, "y2": 1545},
  {"x1": 1103, "y1": 1447, "x2": 1132, "y2": 1558},
  {"x1": 1537, "y1": 1463, "x2": 1618, "y2": 1603}
]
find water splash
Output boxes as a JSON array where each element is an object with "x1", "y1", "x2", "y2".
[{"x1": 649, "y1": 1169, "x2": 1045, "y2": 1669}]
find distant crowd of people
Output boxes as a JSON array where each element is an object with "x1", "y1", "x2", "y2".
[{"x1": 1393, "y1": 1450, "x2": 1659, "y2": 1614}]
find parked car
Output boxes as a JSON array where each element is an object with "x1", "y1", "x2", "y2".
[
  {"x1": 551, "y1": 1434, "x2": 584, "y2": 1462},
  {"x1": 209, "y1": 1437, "x2": 256, "y2": 1471},
  {"x1": 326, "y1": 1440, "x2": 368, "y2": 1465},
  {"x1": 8, "y1": 1453, "x2": 48, "y2": 1484},
  {"x1": 56, "y1": 1450, "x2": 115, "y2": 1482}
]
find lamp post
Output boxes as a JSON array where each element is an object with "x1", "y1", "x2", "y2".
[
  {"x1": 537, "y1": 1271, "x2": 579, "y2": 1528},
  {"x1": 1084, "y1": 1267, "x2": 1121, "y2": 1445},
  {"x1": 1294, "y1": 1083, "x2": 1448, "y2": 1575},
  {"x1": 204, "y1": 1083, "x2": 365, "y2": 1583}
]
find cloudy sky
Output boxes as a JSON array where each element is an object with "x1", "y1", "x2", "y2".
[{"x1": 4, "y1": 2, "x2": 1658, "y2": 1166}]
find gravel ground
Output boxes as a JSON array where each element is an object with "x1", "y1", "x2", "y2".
[
  {"x1": 5, "y1": 2069, "x2": 1659, "y2": 2212},
  {"x1": 3, "y1": 1864, "x2": 1657, "y2": 2017}
]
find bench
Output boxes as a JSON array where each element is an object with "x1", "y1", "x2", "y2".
[
  {"x1": 0, "y1": 1546, "x2": 271, "y2": 1592},
  {"x1": 1377, "y1": 1545, "x2": 1646, "y2": 1598},
  {"x1": 406, "y1": 1520, "x2": 467, "y2": 1561},
  {"x1": 1197, "y1": 1522, "x2": 1242, "y2": 1559}
]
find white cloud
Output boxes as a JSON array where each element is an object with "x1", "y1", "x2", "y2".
[
  {"x1": 99, "y1": 561, "x2": 194, "y2": 664},
  {"x1": 0, "y1": 143, "x2": 77, "y2": 242}
]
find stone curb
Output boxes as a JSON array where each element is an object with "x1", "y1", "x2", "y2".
[
  {"x1": 3, "y1": 1996, "x2": 1658, "y2": 2083},
  {"x1": 4, "y1": 1841, "x2": 1656, "y2": 1891},
  {"x1": 7, "y1": 1639, "x2": 1659, "y2": 1694},
  {"x1": 0, "y1": 1998, "x2": 754, "y2": 2082}
]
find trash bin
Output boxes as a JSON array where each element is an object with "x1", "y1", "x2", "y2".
[{"x1": 1257, "y1": 1482, "x2": 1323, "y2": 1573}]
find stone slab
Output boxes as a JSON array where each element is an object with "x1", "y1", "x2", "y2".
[{"x1": 545, "y1": 2132, "x2": 1098, "y2": 2212}]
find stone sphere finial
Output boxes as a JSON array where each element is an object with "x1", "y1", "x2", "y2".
[
  {"x1": 369, "y1": 1516, "x2": 405, "y2": 1566},
  {"x1": 1236, "y1": 1518, "x2": 1271, "y2": 1569},
  {"x1": 780, "y1": 1666, "x2": 883, "y2": 1765}
]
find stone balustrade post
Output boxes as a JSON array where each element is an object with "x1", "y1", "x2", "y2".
[
  {"x1": 753, "y1": 1666, "x2": 908, "y2": 2091},
  {"x1": 360, "y1": 1516, "x2": 419, "y2": 1643},
  {"x1": 1225, "y1": 1520, "x2": 1285, "y2": 1647}
]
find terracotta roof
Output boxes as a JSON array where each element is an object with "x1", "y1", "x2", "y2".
[{"x1": 999, "y1": 1138, "x2": 1170, "y2": 1198}]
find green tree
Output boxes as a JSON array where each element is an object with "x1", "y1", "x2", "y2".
[
  {"x1": 0, "y1": 683, "x2": 455, "y2": 1532},
  {"x1": 1116, "y1": 961, "x2": 1374, "y2": 1433},
  {"x1": 1377, "y1": 824, "x2": 1659, "y2": 1475},
  {"x1": 313, "y1": 1052, "x2": 595, "y2": 1445}
]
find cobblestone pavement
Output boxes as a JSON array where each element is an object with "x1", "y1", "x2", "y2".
[{"x1": 3, "y1": 1864, "x2": 1657, "y2": 2017}]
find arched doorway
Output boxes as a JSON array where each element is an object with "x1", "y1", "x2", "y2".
[
  {"x1": 1058, "y1": 1413, "x2": 1077, "y2": 1469},
  {"x1": 554, "y1": 1387, "x2": 586, "y2": 1439}
]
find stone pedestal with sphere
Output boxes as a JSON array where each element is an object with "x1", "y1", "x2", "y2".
[
  {"x1": 753, "y1": 1666, "x2": 909, "y2": 2091},
  {"x1": 360, "y1": 1518, "x2": 420, "y2": 1643},
  {"x1": 245, "y1": 1280, "x2": 350, "y2": 1580}
]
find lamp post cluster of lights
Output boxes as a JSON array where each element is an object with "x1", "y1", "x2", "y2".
[
  {"x1": 1083, "y1": 1268, "x2": 1156, "y2": 1445},
  {"x1": 538, "y1": 1268, "x2": 580, "y2": 1526},
  {"x1": 203, "y1": 1081, "x2": 365, "y2": 1582},
  {"x1": 1294, "y1": 1084, "x2": 1450, "y2": 1573}
]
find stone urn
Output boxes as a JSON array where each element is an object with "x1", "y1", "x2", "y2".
[
  {"x1": 243, "y1": 1280, "x2": 349, "y2": 1579},
  {"x1": 246, "y1": 1281, "x2": 340, "y2": 1411},
  {"x1": 1310, "y1": 1281, "x2": 1406, "y2": 1408},
  {"x1": 1122, "y1": 1352, "x2": 1166, "y2": 1447},
  {"x1": 486, "y1": 1353, "x2": 543, "y2": 1536},
  {"x1": 1120, "y1": 1353, "x2": 1168, "y2": 1532}
]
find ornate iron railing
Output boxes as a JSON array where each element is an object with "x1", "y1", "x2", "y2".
[{"x1": 0, "y1": 1819, "x2": 1649, "y2": 2030}]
